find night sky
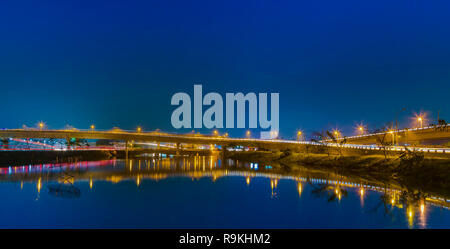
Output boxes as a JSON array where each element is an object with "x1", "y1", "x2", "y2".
[{"x1": 1, "y1": 0, "x2": 450, "y2": 139}]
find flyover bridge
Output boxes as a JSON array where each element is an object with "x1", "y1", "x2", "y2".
[
  {"x1": 0, "y1": 128, "x2": 449, "y2": 154},
  {"x1": 0, "y1": 129, "x2": 299, "y2": 149}
]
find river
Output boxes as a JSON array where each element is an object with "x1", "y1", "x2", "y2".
[{"x1": 0, "y1": 156, "x2": 448, "y2": 228}]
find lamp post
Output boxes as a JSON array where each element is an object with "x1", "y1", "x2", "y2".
[
  {"x1": 297, "y1": 131, "x2": 303, "y2": 141},
  {"x1": 334, "y1": 130, "x2": 340, "y2": 139},
  {"x1": 358, "y1": 126, "x2": 365, "y2": 135},
  {"x1": 395, "y1": 108, "x2": 406, "y2": 131},
  {"x1": 418, "y1": 117, "x2": 423, "y2": 128},
  {"x1": 389, "y1": 130, "x2": 395, "y2": 145}
]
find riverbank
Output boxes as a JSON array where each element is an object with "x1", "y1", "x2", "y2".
[
  {"x1": 0, "y1": 149, "x2": 213, "y2": 167},
  {"x1": 226, "y1": 151, "x2": 450, "y2": 198},
  {"x1": 0, "y1": 150, "x2": 115, "y2": 166}
]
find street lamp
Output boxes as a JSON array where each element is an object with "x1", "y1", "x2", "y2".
[
  {"x1": 388, "y1": 130, "x2": 395, "y2": 144},
  {"x1": 333, "y1": 130, "x2": 340, "y2": 139},
  {"x1": 355, "y1": 123, "x2": 366, "y2": 135},
  {"x1": 246, "y1": 130, "x2": 251, "y2": 138},
  {"x1": 213, "y1": 130, "x2": 219, "y2": 136},
  {"x1": 297, "y1": 131, "x2": 303, "y2": 141},
  {"x1": 417, "y1": 117, "x2": 423, "y2": 128},
  {"x1": 357, "y1": 125, "x2": 365, "y2": 135},
  {"x1": 38, "y1": 122, "x2": 44, "y2": 130},
  {"x1": 137, "y1": 126, "x2": 142, "y2": 133},
  {"x1": 90, "y1": 124, "x2": 95, "y2": 131},
  {"x1": 395, "y1": 108, "x2": 406, "y2": 131}
]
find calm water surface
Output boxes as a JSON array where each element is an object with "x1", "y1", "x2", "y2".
[{"x1": 0, "y1": 156, "x2": 449, "y2": 228}]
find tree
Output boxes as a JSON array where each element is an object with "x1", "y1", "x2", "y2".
[
  {"x1": 376, "y1": 133, "x2": 392, "y2": 160},
  {"x1": 311, "y1": 131, "x2": 331, "y2": 156},
  {"x1": 326, "y1": 131, "x2": 347, "y2": 156},
  {"x1": 398, "y1": 147, "x2": 424, "y2": 168},
  {"x1": 311, "y1": 130, "x2": 347, "y2": 156}
]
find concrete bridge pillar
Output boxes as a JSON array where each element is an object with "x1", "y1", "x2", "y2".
[
  {"x1": 125, "y1": 140, "x2": 129, "y2": 160},
  {"x1": 221, "y1": 145, "x2": 228, "y2": 167},
  {"x1": 221, "y1": 145, "x2": 227, "y2": 157},
  {"x1": 176, "y1": 143, "x2": 181, "y2": 156}
]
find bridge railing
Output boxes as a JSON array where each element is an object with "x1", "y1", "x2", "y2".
[{"x1": 339, "y1": 124, "x2": 449, "y2": 141}]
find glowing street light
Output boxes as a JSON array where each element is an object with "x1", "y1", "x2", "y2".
[
  {"x1": 90, "y1": 124, "x2": 95, "y2": 131},
  {"x1": 246, "y1": 130, "x2": 251, "y2": 138},
  {"x1": 213, "y1": 130, "x2": 219, "y2": 136},
  {"x1": 417, "y1": 116, "x2": 423, "y2": 128},
  {"x1": 333, "y1": 129, "x2": 340, "y2": 139},
  {"x1": 297, "y1": 131, "x2": 303, "y2": 141},
  {"x1": 357, "y1": 125, "x2": 365, "y2": 135},
  {"x1": 137, "y1": 126, "x2": 142, "y2": 133},
  {"x1": 388, "y1": 130, "x2": 395, "y2": 144},
  {"x1": 38, "y1": 122, "x2": 45, "y2": 130}
]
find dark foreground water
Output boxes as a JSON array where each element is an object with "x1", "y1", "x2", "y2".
[{"x1": 0, "y1": 156, "x2": 449, "y2": 228}]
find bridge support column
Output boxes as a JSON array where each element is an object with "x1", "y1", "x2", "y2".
[
  {"x1": 221, "y1": 146, "x2": 228, "y2": 167},
  {"x1": 221, "y1": 145, "x2": 228, "y2": 158},
  {"x1": 176, "y1": 143, "x2": 180, "y2": 156},
  {"x1": 405, "y1": 130, "x2": 408, "y2": 145},
  {"x1": 125, "y1": 140, "x2": 129, "y2": 160}
]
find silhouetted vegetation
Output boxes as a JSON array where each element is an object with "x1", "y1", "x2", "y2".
[
  {"x1": 398, "y1": 147, "x2": 424, "y2": 168},
  {"x1": 310, "y1": 182, "x2": 348, "y2": 202},
  {"x1": 310, "y1": 130, "x2": 347, "y2": 156},
  {"x1": 311, "y1": 131, "x2": 331, "y2": 156},
  {"x1": 376, "y1": 133, "x2": 392, "y2": 160},
  {"x1": 326, "y1": 130, "x2": 347, "y2": 156}
]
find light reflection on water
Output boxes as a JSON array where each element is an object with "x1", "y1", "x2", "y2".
[{"x1": 0, "y1": 156, "x2": 449, "y2": 228}]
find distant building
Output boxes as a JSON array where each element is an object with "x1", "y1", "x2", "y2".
[{"x1": 260, "y1": 130, "x2": 278, "y2": 140}]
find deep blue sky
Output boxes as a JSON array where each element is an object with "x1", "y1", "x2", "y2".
[{"x1": 1, "y1": 0, "x2": 450, "y2": 138}]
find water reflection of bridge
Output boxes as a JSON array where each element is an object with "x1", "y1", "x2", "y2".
[{"x1": 2, "y1": 157, "x2": 449, "y2": 216}]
